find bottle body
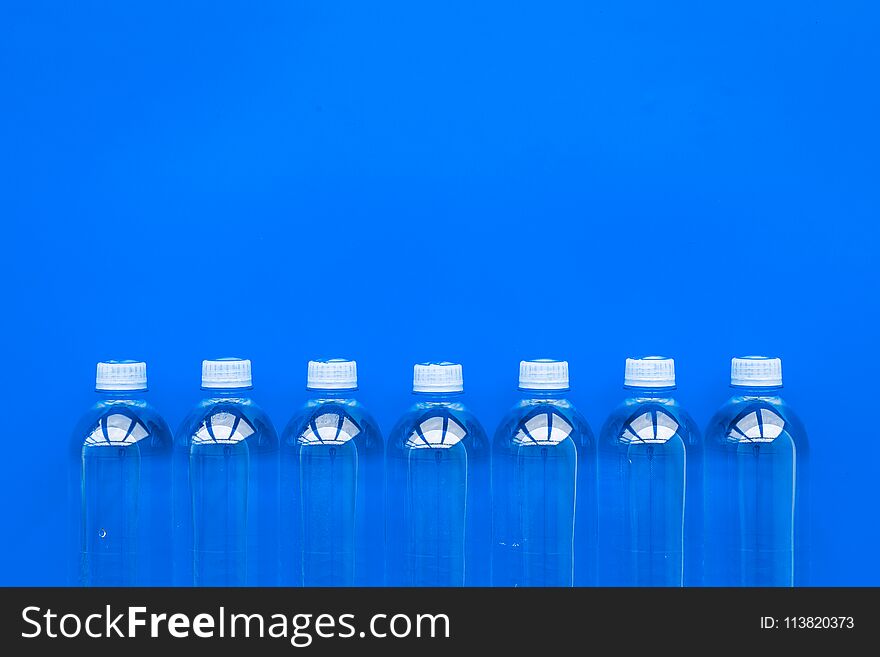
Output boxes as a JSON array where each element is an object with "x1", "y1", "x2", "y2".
[
  {"x1": 280, "y1": 395, "x2": 384, "y2": 586},
  {"x1": 70, "y1": 395, "x2": 173, "y2": 585},
  {"x1": 492, "y1": 396, "x2": 595, "y2": 586},
  {"x1": 598, "y1": 391, "x2": 702, "y2": 586},
  {"x1": 173, "y1": 394, "x2": 279, "y2": 586},
  {"x1": 386, "y1": 396, "x2": 490, "y2": 586},
  {"x1": 704, "y1": 391, "x2": 809, "y2": 586}
]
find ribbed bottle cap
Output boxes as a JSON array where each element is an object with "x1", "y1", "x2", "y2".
[
  {"x1": 519, "y1": 359, "x2": 569, "y2": 390},
  {"x1": 201, "y1": 358, "x2": 252, "y2": 389},
  {"x1": 731, "y1": 356, "x2": 782, "y2": 387},
  {"x1": 307, "y1": 358, "x2": 358, "y2": 390},
  {"x1": 624, "y1": 356, "x2": 676, "y2": 388},
  {"x1": 96, "y1": 360, "x2": 147, "y2": 391},
  {"x1": 413, "y1": 362, "x2": 463, "y2": 393}
]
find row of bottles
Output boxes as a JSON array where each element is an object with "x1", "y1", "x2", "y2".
[{"x1": 70, "y1": 355, "x2": 808, "y2": 587}]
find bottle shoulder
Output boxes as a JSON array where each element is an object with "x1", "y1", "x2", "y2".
[
  {"x1": 73, "y1": 399, "x2": 172, "y2": 450},
  {"x1": 706, "y1": 394, "x2": 807, "y2": 447},
  {"x1": 281, "y1": 397, "x2": 383, "y2": 448},
  {"x1": 388, "y1": 401, "x2": 488, "y2": 451},
  {"x1": 493, "y1": 398, "x2": 594, "y2": 447},
  {"x1": 175, "y1": 396, "x2": 278, "y2": 448},
  {"x1": 599, "y1": 396, "x2": 700, "y2": 447},
  {"x1": 708, "y1": 394, "x2": 802, "y2": 421}
]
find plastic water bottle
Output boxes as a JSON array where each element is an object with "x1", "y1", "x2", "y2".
[
  {"x1": 704, "y1": 356, "x2": 809, "y2": 586},
  {"x1": 69, "y1": 361, "x2": 172, "y2": 586},
  {"x1": 386, "y1": 362, "x2": 490, "y2": 586},
  {"x1": 280, "y1": 359, "x2": 384, "y2": 586},
  {"x1": 492, "y1": 359, "x2": 596, "y2": 586},
  {"x1": 173, "y1": 358, "x2": 279, "y2": 586},
  {"x1": 598, "y1": 357, "x2": 702, "y2": 586}
]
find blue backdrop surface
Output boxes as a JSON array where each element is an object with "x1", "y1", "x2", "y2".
[{"x1": 1, "y1": 1, "x2": 877, "y2": 585}]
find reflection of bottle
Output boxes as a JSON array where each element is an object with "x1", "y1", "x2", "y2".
[
  {"x1": 387, "y1": 362, "x2": 490, "y2": 586},
  {"x1": 70, "y1": 361, "x2": 172, "y2": 586},
  {"x1": 280, "y1": 359, "x2": 384, "y2": 586},
  {"x1": 492, "y1": 360, "x2": 596, "y2": 587},
  {"x1": 704, "y1": 356, "x2": 809, "y2": 586},
  {"x1": 174, "y1": 358, "x2": 279, "y2": 586},
  {"x1": 598, "y1": 357, "x2": 702, "y2": 586}
]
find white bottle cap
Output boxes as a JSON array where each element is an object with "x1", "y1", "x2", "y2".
[
  {"x1": 201, "y1": 358, "x2": 252, "y2": 389},
  {"x1": 413, "y1": 362, "x2": 463, "y2": 393},
  {"x1": 731, "y1": 356, "x2": 782, "y2": 387},
  {"x1": 307, "y1": 358, "x2": 358, "y2": 390},
  {"x1": 519, "y1": 359, "x2": 569, "y2": 390},
  {"x1": 96, "y1": 360, "x2": 147, "y2": 391},
  {"x1": 624, "y1": 356, "x2": 676, "y2": 388}
]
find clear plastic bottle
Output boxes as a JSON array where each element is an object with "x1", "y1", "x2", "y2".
[
  {"x1": 598, "y1": 356, "x2": 702, "y2": 586},
  {"x1": 492, "y1": 359, "x2": 596, "y2": 587},
  {"x1": 69, "y1": 360, "x2": 173, "y2": 585},
  {"x1": 280, "y1": 358, "x2": 384, "y2": 586},
  {"x1": 173, "y1": 358, "x2": 279, "y2": 586},
  {"x1": 704, "y1": 356, "x2": 809, "y2": 586},
  {"x1": 386, "y1": 362, "x2": 490, "y2": 586}
]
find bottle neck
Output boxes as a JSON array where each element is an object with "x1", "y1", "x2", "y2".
[
  {"x1": 623, "y1": 385, "x2": 676, "y2": 401},
  {"x1": 518, "y1": 388, "x2": 570, "y2": 401},
  {"x1": 200, "y1": 386, "x2": 253, "y2": 399},
  {"x1": 96, "y1": 389, "x2": 147, "y2": 402},
  {"x1": 730, "y1": 384, "x2": 783, "y2": 399},
  {"x1": 307, "y1": 388, "x2": 358, "y2": 401},
  {"x1": 413, "y1": 390, "x2": 463, "y2": 404}
]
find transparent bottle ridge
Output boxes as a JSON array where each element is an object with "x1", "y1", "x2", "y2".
[
  {"x1": 386, "y1": 362, "x2": 491, "y2": 586},
  {"x1": 492, "y1": 359, "x2": 597, "y2": 587},
  {"x1": 280, "y1": 358, "x2": 384, "y2": 586},
  {"x1": 69, "y1": 360, "x2": 173, "y2": 586},
  {"x1": 598, "y1": 356, "x2": 703, "y2": 587},
  {"x1": 173, "y1": 358, "x2": 279, "y2": 586},
  {"x1": 703, "y1": 356, "x2": 809, "y2": 587}
]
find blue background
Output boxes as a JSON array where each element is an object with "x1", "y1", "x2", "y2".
[{"x1": 2, "y1": 1, "x2": 877, "y2": 585}]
